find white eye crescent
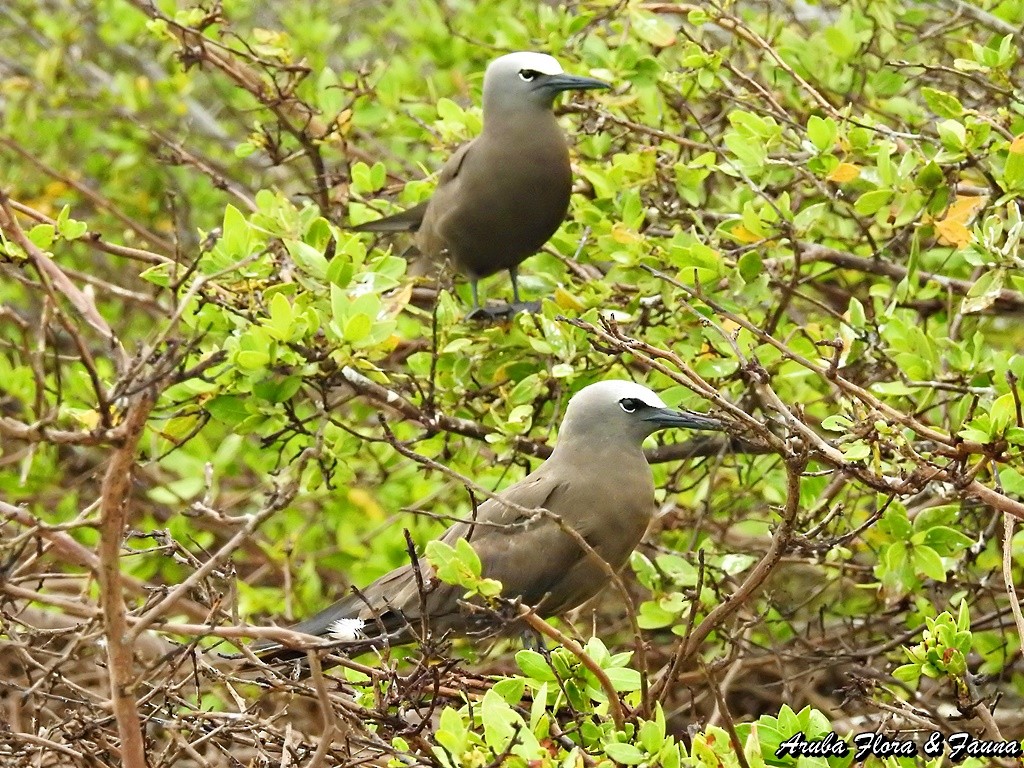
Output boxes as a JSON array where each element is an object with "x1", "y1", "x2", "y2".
[
  {"x1": 619, "y1": 398, "x2": 640, "y2": 413},
  {"x1": 519, "y1": 69, "x2": 538, "y2": 82}
]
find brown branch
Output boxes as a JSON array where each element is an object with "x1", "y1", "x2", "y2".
[
  {"x1": 97, "y1": 388, "x2": 154, "y2": 768},
  {"x1": 794, "y1": 243, "x2": 1024, "y2": 311},
  {"x1": 128, "y1": 499, "x2": 285, "y2": 640},
  {"x1": 0, "y1": 500, "x2": 210, "y2": 623},
  {"x1": 650, "y1": 457, "x2": 803, "y2": 698},
  {"x1": 339, "y1": 364, "x2": 746, "y2": 464},
  {"x1": 519, "y1": 611, "x2": 626, "y2": 730},
  {"x1": 962, "y1": 479, "x2": 1024, "y2": 521},
  {"x1": 0, "y1": 192, "x2": 128, "y2": 369},
  {"x1": 8, "y1": 198, "x2": 172, "y2": 266},
  {"x1": 1001, "y1": 515, "x2": 1024, "y2": 685},
  {"x1": 0, "y1": 416, "x2": 110, "y2": 446},
  {"x1": 0, "y1": 136, "x2": 175, "y2": 254},
  {"x1": 337, "y1": 365, "x2": 551, "y2": 458}
]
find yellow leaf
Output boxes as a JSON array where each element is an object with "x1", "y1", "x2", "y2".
[
  {"x1": 827, "y1": 162, "x2": 860, "y2": 183},
  {"x1": 730, "y1": 225, "x2": 762, "y2": 244},
  {"x1": 348, "y1": 487, "x2": 384, "y2": 519},
  {"x1": 380, "y1": 333, "x2": 402, "y2": 352},
  {"x1": 75, "y1": 409, "x2": 101, "y2": 429},
  {"x1": 335, "y1": 109, "x2": 353, "y2": 134},
  {"x1": 554, "y1": 286, "x2": 585, "y2": 312},
  {"x1": 381, "y1": 281, "x2": 413, "y2": 318},
  {"x1": 943, "y1": 195, "x2": 986, "y2": 224},
  {"x1": 1010, "y1": 134, "x2": 1024, "y2": 154},
  {"x1": 934, "y1": 195, "x2": 985, "y2": 247},
  {"x1": 610, "y1": 223, "x2": 640, "y2": 245},
  {"x1": 935, "y1": 218, "x2": 973, "y2": 248}
]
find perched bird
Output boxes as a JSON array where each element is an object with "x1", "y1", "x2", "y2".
[
  {"x1": 352, "y1": 52, "x2": 610, "y2": 318},
  {"x1": 257, "y1": 380, "x2": 722, "y2": 660}
]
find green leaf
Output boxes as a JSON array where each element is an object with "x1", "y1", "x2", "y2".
[
  {"x1": 286, "y1": 239, "x2": 329, "y2": 280},
  {"x1": 601, "y1": 666, "x2": 641, "y2": 692},
  {"x1": 638, "y1": 714, "x2": 666, "y2": 754},
  {"x1": 205, "y1": 395, "x2": 250, "y2": 426},
  {"x1": 962, "y1": 268, "x2": 1005, "y2": 314},
  {"x1": 921, "y1": 87, "x2": 964, "y2": 118},
  {"x1": 435, "y1": 97, "x2": 465, "y2": 122},
  {"x1": 638, "y1": 600, "x2": 676, "y2": 629},
  {"x1": 821, "y1": 414, "x2": 853, "y2": 432},
  {"x1": 221, "y1": 204, "x2": 252, "y2": 257},
  {"x1": 892, "y1": 663, "x2": 921, "y2": 684},
  {"x1": 343, "y1": 312, "x2": 372, "y2": 343},
  {"x1": 236, "y1": 349, "x2": 270, "y2": 370},
  {"x1": 880, "y1": 507, "x2": 911, "y2": 539},
  {"x1": 957, "y1": 599, "x2": 971, "y2": 632},
  {"x1": 937, "y1": 119, "x2": 967, "y2": 150},
  {"x1": 425, "y1": 539, "x2": 501, "y2": 598},
  {"x1": 28, "y1": 224, "x2": 55, "y2": 249},
  {"x1": 491, "y1": 677, "x2": 525, "y2": 706},
  {"x1": 631, "y1": 10, "x2": 676, "y2": 47},
  {"x1": 738, "y1": 249, "x2": 763, "y2": 281},
  {"x1": 603, "y1": 742, "x2": 647, "y2": 765},
  {"x1": 854, "y1": 189, "x2": 892, "y2": 216},
  {"x1": 317, "y1": 66, "x2": 344, "y2": 116},
  {"x1": 516, "y1": 650, "x2": 556, "y2": 682},
  {"x1": 1000, "y1": 466, "x2": 1024, "y2": 496},
  {"x1": 841, "y1": 440, "x2": 871, "y2": 461},
  {"x1": 435, "y1": 707, "x2": 470, "y2": 755},
  {"x1": 989, "y1": 392, "x2": 1017, "y2": 434},
  {"x1": 56, "y1": 205, "x2": 88, "y2": 240},
  {"x1": 266, "y1": 292, "x2": 294, "y2": 341},
  {"x1": 912, "y1": 546, "x2": 946, "y2": 581},
  {"x1": 807, "y1": 115, "x2": 838, "y2": 152},
  {"x1": 916, "y1": 161, "x2": 944, "y2": 190},
  {"x1": 1005, "y1": 149, "x2": 1024, "y2": 190}
]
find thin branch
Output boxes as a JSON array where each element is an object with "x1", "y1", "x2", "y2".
[
  {"x1": 97, "y1": 387, "x2": 154, "y2": 768},
  {"x1": 519, "y1": 611, "x2": 626, "y2": 730}
]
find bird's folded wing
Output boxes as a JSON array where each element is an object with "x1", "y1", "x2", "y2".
[
  {"x1": 455, "y1": 473, "x2": 609, "y2": 612},
  {"x1": 437, "y1": 141, "x2": 473, "y2": 185}
]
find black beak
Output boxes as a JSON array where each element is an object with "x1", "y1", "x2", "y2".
[
  {"x1": 540, "y1": 73, "x2": 611, "y2": 94},
  {"x1": 642, "y1": 407, "x2": 724, "y2": 431}
]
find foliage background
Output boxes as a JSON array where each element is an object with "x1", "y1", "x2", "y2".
[{"x1": 2, "y1": 0, "x2": 1024, "y2": 765}]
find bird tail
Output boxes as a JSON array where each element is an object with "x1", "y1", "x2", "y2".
[
  {"x1": 251, "y1": 585, "x2": 417, "y2": 664},
  {"x1": 350, "y1": 201, "x2": 428, "y2": 234}
]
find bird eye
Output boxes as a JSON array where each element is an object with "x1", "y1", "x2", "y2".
[
  {"x1": 619, "y1": 398, "x2": 643, "y2": 414},
  {"x1": 518, "y1": 69, "x2": 538, "y2": 82}
]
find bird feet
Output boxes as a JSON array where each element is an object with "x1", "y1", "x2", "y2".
[{"x1": 466, "y1": 300, "x2": 542, "y2": 322}]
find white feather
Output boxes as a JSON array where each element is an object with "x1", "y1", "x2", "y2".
[
  {"x1": 326, "y1": 617, "x2": 365, "y2": 641},
  {"x1": 493, "y1": 51, "x2": 564, "y2": 76},
  {"x1": 569, "y1": 380, "x2": 668, "y2": 410}
]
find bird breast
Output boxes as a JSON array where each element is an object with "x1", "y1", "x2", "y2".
[{"x1": 419, "y1": 119, "x2": 574, "y2": 278}]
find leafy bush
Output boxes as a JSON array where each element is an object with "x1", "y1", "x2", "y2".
[{"x1": 2, "y1": 0, "x2": 1024, "y2": 766}]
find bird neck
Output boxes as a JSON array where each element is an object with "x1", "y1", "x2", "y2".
[
  {"x1": 549, "y1": 433, "x2": 650, "y2": 476},
  {"x1": 482, "y1": 104, "x2": 562, "y2": 140}
]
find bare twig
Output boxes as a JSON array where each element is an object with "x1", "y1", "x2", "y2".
[{"x1": 97, "y1": 386, "x2": 154, "y2": 768}]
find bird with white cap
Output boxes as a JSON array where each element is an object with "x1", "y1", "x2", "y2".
[
  {"x1": 256, "y1": 380, "x2": 722, "y2": 660},
  {"x1": 352, "y1": 52, "x2": 610, "y2": 318}
]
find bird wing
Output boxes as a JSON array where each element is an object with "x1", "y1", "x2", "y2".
[
  {"x1": 351, "y1": 200, "x2": 429, "y2": 233},
  {"x1": 350, "y1": 138, "x2": 472, "y2": 235},
  {"x1": 455, "y1": 471, "x2": 611, "y2": 613},
  {"x1": 256, "y1": 468, "x2": 624, "y2": 659},
  {"x1": 437, "y1": 140, "x2": 473, "y2": 185}
]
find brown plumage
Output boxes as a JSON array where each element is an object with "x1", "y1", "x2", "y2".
[
  {"x1": 256, "y1": 380, "x2": 722, "y2": 661},
  {"x1": 352, "y1": 52, "x2": 609, "y2": 315}
]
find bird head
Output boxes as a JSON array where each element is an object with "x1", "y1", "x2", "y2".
[
  {"x1": 556, "y1": 379, "x2": 723, "y2": 449},
  {"x1": 483, "y1": 51, "x2": 609, "y2": 115}
]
